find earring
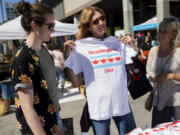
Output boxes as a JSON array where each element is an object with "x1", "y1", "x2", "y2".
[{"x1": 171, "y1": 39, "x2": 175, "y2": 44}]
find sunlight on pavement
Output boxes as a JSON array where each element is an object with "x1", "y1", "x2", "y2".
[{"x1": 59, "y1": 81, "x2": 85, "y2": 104}]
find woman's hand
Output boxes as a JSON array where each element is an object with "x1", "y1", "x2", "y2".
[
  {"x1": 64, "y1": 40, "x2": 75, "y2": 47},
  {"x1": 156, "y1": 73, "x2": 174, "y2": 83},
  {"x1": 142, "y1": 55, "x2": 146, "y2": 59},
  {"x1": 64, "y1": 40, "x2": 75, "y2": 51},
  {"x1": 120, "y1": 35, "x2": 137, "y2": 50}
]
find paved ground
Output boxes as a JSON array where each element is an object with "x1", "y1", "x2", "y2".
[{"x1": 0, "y1": 82, "x2": 152, "y2": 135}]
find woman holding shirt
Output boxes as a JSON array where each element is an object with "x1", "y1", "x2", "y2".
[{"x1": 65, "y1": 6, "x2": 137, "y2": 135}]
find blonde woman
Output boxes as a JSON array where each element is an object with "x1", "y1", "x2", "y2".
[{"x1": 146, "y1": 18, "x2": 180, "y2": 127}]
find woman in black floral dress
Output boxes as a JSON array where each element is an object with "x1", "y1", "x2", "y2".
[{"x1": 11, "y1": 1, "x2": 64, "y2": 135}]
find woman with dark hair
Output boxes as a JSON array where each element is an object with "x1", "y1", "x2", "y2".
[
  {"x1": 65, "y1": 6, "x2": 137, "y2": 135},
  {"x1": 146, "y1": 18, "x2": 180, "y2": 127},
  {"x1": 11, "y1": 1, "x2": 64, "y2": 135}
]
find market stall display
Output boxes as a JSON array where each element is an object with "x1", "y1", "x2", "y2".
[
  {"x1": 133, "y1": 16, "x2": 179, "y2": 31},
  {"x1": 127, "y1": 121, "x2": 180, "y2": 135}
]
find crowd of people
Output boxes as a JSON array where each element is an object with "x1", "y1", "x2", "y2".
[{"x1": 0, "y1": 1, "x2": 179, "y2": 135}]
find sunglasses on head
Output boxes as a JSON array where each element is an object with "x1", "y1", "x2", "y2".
[
  {"x1": 91, "y1": 15, "x2": 106, "y2": 25},
  {"x1": 36, "y1": 22, "x2": 55, "y2": 31},
  {"x1": 163, "y1": 18, "x2": 177, "y2": 23}
]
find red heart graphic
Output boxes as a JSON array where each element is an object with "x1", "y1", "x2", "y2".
[
  {"x1": 115, "y1": 57, "x2": 120, "y2": 61},
  {"x1": 108, "y1": 58, "x2": 113, "y2": 62},
  {"x1": 92, "y1": 60, "x2": 99, "y2": 64},
  {"x1": 100, "y1": 59, "x2": 106, "y2": 64}
]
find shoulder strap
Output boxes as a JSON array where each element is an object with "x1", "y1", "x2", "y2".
[
  {"x1": 153, "y1": 48, "x2": 176, "y2": 88},
  {"x1": 163, "y1": 48, "x2": 176, "y2": 69}
]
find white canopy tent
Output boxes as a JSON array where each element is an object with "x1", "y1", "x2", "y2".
[{"x1": 0, "y1": 16, "x2": 78, "y2": 40}]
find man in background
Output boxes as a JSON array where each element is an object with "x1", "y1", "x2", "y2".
[{"x1": 52, "y1": 45, "x2": 65, "y2": 91}]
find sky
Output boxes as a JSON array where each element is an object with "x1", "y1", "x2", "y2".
[{"x1": 0, "y1": 0, "x2": 36, "y2": 23}]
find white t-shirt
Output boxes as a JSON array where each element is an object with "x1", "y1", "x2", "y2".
[{"x1": 65, "y1": 36, "x2": 136, "y2": 120}]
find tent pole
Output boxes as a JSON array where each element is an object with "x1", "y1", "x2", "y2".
[{"x1": 0, "y1": 0, "x2": 4, "y2": 23}]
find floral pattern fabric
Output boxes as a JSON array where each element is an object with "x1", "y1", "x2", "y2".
[{"x1": 11, "y1": 44, "x2": 58, "y2": 135}]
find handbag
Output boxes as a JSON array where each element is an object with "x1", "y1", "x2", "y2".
[
  {"x1": 145, "y1": 91, "x2": 153, "y2": 111},
  {"x1": 145, "y1": 82, "x2": 158, "y2": 111},
  {"x1": 125, "y1": 56, "x2": 153, "y2": 99},
  {"x1": 80, "y1": 102, "x2": 91, "y2": 132}
]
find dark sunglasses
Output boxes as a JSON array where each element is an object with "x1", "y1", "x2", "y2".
[
  {"x1": 36, "y1": 22, "x2": 55, "y2": 31},
  {"x1": 91, "y1": 15, "x2": 106, "y2": 25},
  {"x1": 43, "y1": 23, "x2": 55, "y2": 31}
]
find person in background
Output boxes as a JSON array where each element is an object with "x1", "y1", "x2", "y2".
[
  {"x1": 136, "y1": 32, "x2": 145, "y2": 47},
  {"x1": 11, "y1": 1, "x2": 64, "y2": 135},
  {"x1": 52, "y1": 45, "x2": 65, "y2": 90},
  {"x1": 146, "y1": 18, "x2": 180, "y2": 127},
  {"x1": 0, "y1": 41, "x2": 15, "y2": 115},
  {"x1": 138, "y1": 32, "x2": 152, "y2": 65},
  {"x1": 146, "y1": 31, "x2": 153, "y2": 46},
  {"x1": 0, "y1": 42, "x2": 4, "y2": 54},
  {"x1": 151, "y1": 35, "x2": 159, "y2": 47},
  {"x1": 0, "y1": 71, "x2": 14, "y2": 114},
  {"x1": 65, "y1": 6, "x2": 136, "y2": 135},
  {"x1": 63, "y1": 35, "x2": 83, "y2": 88}
]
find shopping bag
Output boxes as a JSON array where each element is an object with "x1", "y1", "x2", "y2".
[{"x1": 125, "y1": 57, "x2": 153, "y2": 99}]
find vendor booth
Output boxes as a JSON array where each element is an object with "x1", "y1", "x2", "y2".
[
  {"x1": 133, "y1": 16, "x2": 157, "y2": 31},
  {"x1": 0, "y1": 16, "x2": 78, "y2": 116},
  {"x1": 0, "y1": 16, "x2": 78, "y2": 40},
  {"x1": 133, "y1": 16, "x2": 179, "y2": 31},
  {"x1": 0, "y1": 15, "x2": 78, "y2": 73}
]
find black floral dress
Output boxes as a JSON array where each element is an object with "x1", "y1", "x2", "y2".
[{"x1": 11, "y1": 44, "x2": 58, "y2": 135}]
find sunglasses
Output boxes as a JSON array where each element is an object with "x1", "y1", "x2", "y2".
[
  {"x1": 91, "y1": 15, "x2": 106, "y2": 25},
  {"x1": 163, "y1": 18, "x2": 177, "y2": 23},
  {"x1": 43, "y1": 23, "x2": 55, "y2": 31},
  {"x1": 36, "y1": 22, "x2": 55, "y2": 31}
]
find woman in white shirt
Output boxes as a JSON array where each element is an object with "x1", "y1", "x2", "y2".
[{"x1": 65, "y1": 6, "x2": 136, "y2": 135}]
